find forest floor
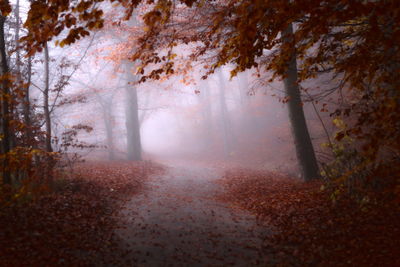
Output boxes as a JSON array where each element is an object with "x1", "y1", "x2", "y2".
[
  {"x1": 1, "y1": 159, "x2": 398, "y2": 266},
  {"x1": 0, "y1": 160, "x2": 162, "y2": 266},
  {"x1": 116, "y1": 160, "x2": 272, "y2": 266},
  {"x1": 115, "y1": 159, "x2": 399, "y2": 266}
]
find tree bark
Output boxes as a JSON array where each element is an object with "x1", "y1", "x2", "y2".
[
  {"x1": 217, "y1": 70, "x2": 233, "y2": 158},
  {"x1": 0, "y1": 15, "x2": 11, "y2": 184},
  {"x1": 124, "y1": 62, "x2": 142, "y2": 161},
  {"x1": 200, "y1": 78, "x2": 213, "y2": 148},
  {"x1": 236, "y1": 71, "x2": 254, "y2": 128},
  {"x1": 102, "y1": 101, "x2": 115, "y2": 161},
  {"x1": 14, "y1": 0, "x2": 21, "y2": 79},
  {"x1": 237, "y1": 71, "x2": 249, "y2": 109},
  {"x1": 43, "y1": 42, "x2": 52, "y2": 152},
  {"x1": 282, "y1": 23, "x2": 319, "y2": 181},
  {"x1": 24, "y1": 57, "x2": 32, "y2": 141},
  {"x1": 15, "y1": 0, "x2": 31, "y2": 144}
]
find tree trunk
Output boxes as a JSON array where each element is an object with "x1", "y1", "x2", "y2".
[
  {"x1": 217, "y1": 70, "x2": 233, "y2": 158},
  {"x1": 138, "y1": 88, "x2": 151, "y2": 126},
  {"x1": 200, "y1": 78, "x2": 213, "y2": 148},
  {"x1": 236, "y1": 71, "x2": 253, "y2": 129},
  {"x1": 124, "y1": 62, "x2": 142, "y2": 161},
  {"x1": 14, "y1": 0, "x2": 21, "y2": 80},
  {"x1": 237, "y1": 71, "x2": 249, "y2": 109},
  {"x1": 282, "y1": 23, "x2": 319, "y2": 181},
  {"x1": 15, "y1": 0, "x2": 31, "y2": 144},
  {"x1": 103, "y1": 103, "x2": 115, "y2": 161},
  {"x1": 0, "y1": 15, "x2": 11, "y2": 184},
  {"x1": 24, "y1": 57, "x2": 32, "y2": 142},
  {"x1": 43, "y1": 42, "x2": 52, "y2": 153}
]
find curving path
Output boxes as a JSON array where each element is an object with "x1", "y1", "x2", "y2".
[{"x1": 116, "y1": 161, "x2": 272, "y2": 266}]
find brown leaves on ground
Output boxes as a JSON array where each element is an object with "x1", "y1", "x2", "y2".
[
  {"x1": 218, "y1": 169, "x2": 400, "y2": 266},
  {"x1": 0, "y1": 160, "x2": 164, "y2": 266}
]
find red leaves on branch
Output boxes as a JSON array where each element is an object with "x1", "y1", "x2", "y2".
[{"x1": 218, "y1": 169, "x2": 400, "y2": 266}]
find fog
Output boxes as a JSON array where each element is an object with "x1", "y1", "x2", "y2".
[
  {"x1": 41, "y1": 39, "x2": 334, "y2": 176},
  {"x1": 61, "y1": 52, "x2": 303, "y2": 173},
  {"x1": 9, "y1": 1, "x2": 337, "y2": 176}
]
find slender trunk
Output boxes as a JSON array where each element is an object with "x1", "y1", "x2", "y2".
[
  {"x1": 217, "y1": 70, "x2": 232, "y2": 158},
  {"x1": 138, "y1": 89, "x2": 150, "y2": 126},
  {"x1": 282, "y1": 23, "x2": 319, "y2": 181},
  {"x1": 200, "y1": 78, "x2": 213, "y2": 147},
  {"x1": 122, "y1": 15, "x2": 142, "y2": 161},
  {"x1": 14, "y1": 0, "x2": 21, "y2": 78},
  {"x1": 43, "y1": 42, "x2": 52, "y2": 153},
  {"x1": 24, "y1": 57, "x2": 32, "y2": 141},
  {"x1": 237, "y1": 71, "x2": 248, "y2": 108},
  {"x1": 103, "y1": 104, "x2": 115, "y2": 160},
  {"x1": 237, "y1": 71, "x2": 253, "y2": 128},
  {"x1": 0, "y1": 15, "x2": 11, "y2": 184},
  {"x1": 124, "y1": 62, "x2": 142, "y2": 161},
  {"x1": 42, "y1": 43, "x2": 55, "y2": 183},
  {"x1": 15, "y1": 0, "x2": 31, "y2": 144}
]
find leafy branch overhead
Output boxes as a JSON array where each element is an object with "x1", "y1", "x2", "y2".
[
  {"x1": 0, "y1": 0, "x2": 399, "y2": 265},
  {"x1": 21, "y1": 0, "x2": 399, "y2": 165}
]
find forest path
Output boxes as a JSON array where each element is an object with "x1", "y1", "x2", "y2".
[{"x1": 116, "y1": 161, "x2": 272, "y2": 266}]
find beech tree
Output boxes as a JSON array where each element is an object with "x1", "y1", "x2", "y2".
[
  {"x1": 124, "y1": 60, "x2": 142, "y2": 161},
  {"x1": 43, "y1": 42, "x2": 52, "y2": 153},
  {"x1": 0, "y1": 0, "x2": 100, "y2": 186},
  {"x1": 12, "y1": 0, "x2": 400, "y2": 182},
  {"x1": 216, "y1": 69, "x2": 233, "y2": 158},
  {"x1": 199, "y1": 78, "x2": 213, "y2": 150},
  {"x1": 125, "y1": 0, "x2": 399, "y2": 182},
  {"x1": 282, "y1": 23, "x2": 319, "y2": 180},
  {"x1": 95, "y1": 10, "x2": 144, "y2": 161},
  {"x1": 0, "y1": 12, "x2": 11, "y2": 184}
]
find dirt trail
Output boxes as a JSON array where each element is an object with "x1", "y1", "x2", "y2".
[{"x1": 116, "y1": 161, "x2": 271, "y2": 266}]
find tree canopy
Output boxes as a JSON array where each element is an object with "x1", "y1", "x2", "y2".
[
  {"x1": 19, "y1": 0, "x2": 399, "y2": 165},
  {"x1": 0, "y1": 1, "x2": 399, "y2": 265}
]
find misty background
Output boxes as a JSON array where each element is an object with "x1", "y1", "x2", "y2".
[{"x1": 8, "y1": 0, "x2": 339, "y2": 177}]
